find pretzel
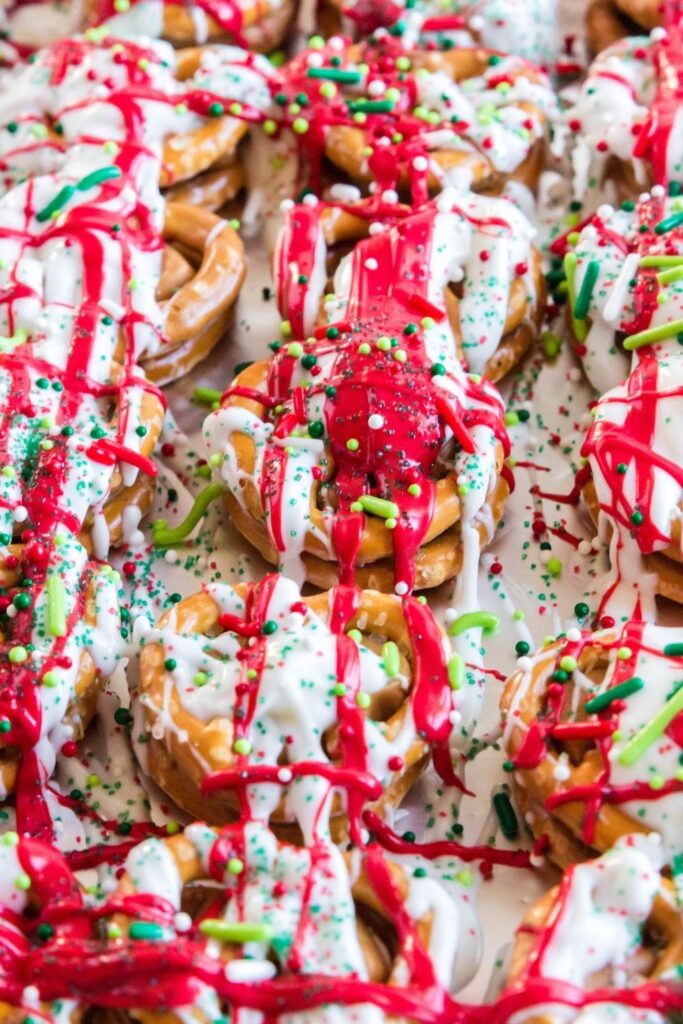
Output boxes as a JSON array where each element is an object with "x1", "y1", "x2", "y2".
[
  {"x1": 565, "y1": 22, "x2": 683, "y2": 215},
  {"x1": 149, "y1": 202, "x2": 245, "y2": 385},
  {"x1": 0, "y1": 35, "x2": 274, "y2": 197},
  {"x1": 272, "y1": 35, "x2": 556, "y2": 203},
  {"x1": 204, "y1": 268, "x2": 510, "y2": 593},
  {"x1": 503, "y1": 835, "x2": 683, "y2": 1024},
  {"x1": 275, "y1": 188, "x2": 546, "y2": 379},
  {"x1": 94, "y1": 0, "x2": 296, "y2": 52},
  {"x1": 338, "y1": 0, "x2": 559, "y2": 68},
  {"x1": 501, "y1": 620, "x2": 683, "y2": 869},
  {"x1": 137, "y1": 573, "x2": 462, "y2": 841},
  {"x1": 104, "y1": 819, "x2": 482, "y2": 1013},
  {"x1": 0, "y1": 536, "x2": 121, "y2": 838},
  {"x1": 0, "y1": 824, "x2": 481, "y2": 1019}
]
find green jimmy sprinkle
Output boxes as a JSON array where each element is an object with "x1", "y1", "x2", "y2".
[
  {"x1": 36, "y1": 165, "x2": 122, "y2": 223},
  {"x1": 153, "y1": 483, "x2": 224, "y2": 547}
]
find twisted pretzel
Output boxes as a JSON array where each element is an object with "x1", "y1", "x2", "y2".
[
  {"x1": 585, "y1": 0, "x2": 644, "y2": 53},
  {"x1": 138, "y1": 574, "x2": 455, "y2": 840},
  {"x1": 501, "y1": 621, "x2": 683, "y2": 869},
  {"x1": 205, "y1": 349, "x2": 509, "y2": 593},
  {"x1": 504, "y1": 835, "x2": 683, "y2": 1024}
]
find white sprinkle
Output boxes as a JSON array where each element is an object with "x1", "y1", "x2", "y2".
[
  {"x1": 226, "y1": 960, "x2": 277, "y2": 983},
  {"x1": 449, "y1": 710, "x2": 462, "y2": 725},
  {"x1": 364, "y1": 258, "x2": 378, "y2": 271},
  {"x1": 174, "y1": 912, "x2": 192, "y2": 933},
  {"x1": 539, "y1": 550, "x2": 551, "y2": 564},
  {"x1": 650, "y1": 27, "x2": 667, "y2": 41},
  {"x1": 280, "y1": 199, "x2": 294, "y2": 212},
  {"x1": 394, "y1": 581, "x2": 409, "y2": 596},
  {"x1": 553, "y1": 762, "x2": 571, "y2": 782},
  {"x1": 22, "y1": 988, "x2": 40, "y2": 1006},
  {"x1": 651, "y1": 184, "x2": 665, "y2": 199},
  {"x1": 382, "y1": 189, "x2": 399, "y2": 204},
  {"x1": 302, "y1": 193, "x2": 318, "y2": 207},
  {"x1": 278, "y1": 767, "x2": 293, "y2": 783},
  {"x1": 368, "y1": 414, "x2": 384, "y2": 429},
  {"x1": 596, "y1": 204, "x2": 614, "y2": 220},
  {"x1": 369, "y1": 221, "x2": 384, "y2": 235},
  {"x1": 12, "y1": 506, "x2": 27, "y2": 522},
  {"x1": 305, "y1": 52, "x2": 323, "y2": 67},
  {"x1": 412, "y1": 156, "x2": 428, "y2": 171},
  {"x1": 517, "y1": 656, "x2": 532, "y2": 670},
  {"x1": 591, "y1": 535, "x2": 602, "y2": 551},
  {"x1": 6, "y1": 605, "x2": 16, "y2": 619},
  {"x1": 566, "y1": 628, "x2": 582, "y2": 642},
  {"x1": 578, "y1": 540, "x2": 592, "y2": 555},
  {"x1": 367, "y1": 79, "x2": 386, "y2": 96},
  {"x1": 164, "y1": 549, "x2": 181, "y2": 565}
]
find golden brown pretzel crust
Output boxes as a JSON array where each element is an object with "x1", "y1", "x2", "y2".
[
  {"x1": 139, "y1": 585, "x2": 433, "y2": 837},
  {"x1": 219, "y1": 359, "x2": 508, "y2": 591},
  {"x1": 500, "y1": 634, "x2": 659, "y2": 869},
  {"x1": 321, "y1": 46, "x2": 549, "y2": 196},
  {"x1": 614, "y1": 0, "x2": 663, "y2": 29},
  {"x1": 585, "y1": 0, "x2": 642, "y2": 53},
  {"x1": 506, "y1": 874, "x2": 683, "y2": 1024},
  {"x1": 144, "y1": 202, "x2": 245, "y2": 385},
  {"x1": 135, "y1": 0, "x2": 296, "y2": 51}
]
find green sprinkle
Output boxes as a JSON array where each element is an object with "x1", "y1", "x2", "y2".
[
  {"x1": 356, "y1": 692, "x2": 371, "y2": 709},
  {"x1": 358, "y1": 495, "x2": 399, "y2": 519},
  {"x1": 447, "y1": 653, "x2": 465, "y2": 690},
  {"x1": 654, "y1": 212, "x2": 683, "y2": 235},
  {"x1": 563, "y1": 253, "x2": 587, "y2": 342},
  {"x1": 306, "y1": 67, "x2": 361, "y2": 84},
  {"x1": 574, "y1": 602, "x2": 590, "y2": 620},
  {"x1": 76, "y1": 165, "x2": 121, "y2": 193},
  {"x1": 573, "y1": 259, "x2": 599, "y2": 320},
  {"x1": 129, "y1": 922, "x2": 165, "y2": 941},
  {"x1": 14, "y1": 873, "x2": 31, "y2": 891},
  {"x1": 623, "y1": 318, "x2": 683, "y2": 350},
  {"x1": 584, "y1": 676, "x2": 644, "y2": 714},
  {"x1": 193, "y1": 387, "x2": 223, "y2": 405},
  {"x1": 346, "y1": 439, "x2": 360, "y2": 452},
  {"x1": 8, "y1": 646, "x2": 27, "y2": 664},
  {"x1": 493, "y1": 790, "x2": 519, "y2": 840},
  {"x1": 262, "y1": 620, "x2": 278, "y2": 635},
  {"x1": 348, "y1": 99, "x2": 395, "y2": 113},
  {"x1": 448, "y1": 611, "x2": 500, "y2": 637},
  {"x1": 41, "y1": 671, "x2": 59, "y2": 688},
  {"x1": 46, "y1": 575, "x2": 66, "y2": 637},
  {"x1": 233, "y1": 738, "x2": 252, "y2": 755},
  {"x1": 153, "y1": 484, "x2": 224, "y2": 547},
  {"x1": 199, "y1": 919, "x2": 271, "y2": 943},
  {"x1": 619, "y1": 685, "x2": 683, "y2": 765},
  {"x1": 381, "y1": 641, "x2": 401, "y2": 678},
  {"x1": 664, "y1": 643, "x2": 683, "y2": 657},
  {"x1": 227, "y1": 858, "x2": 244, "y2": 875}
]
